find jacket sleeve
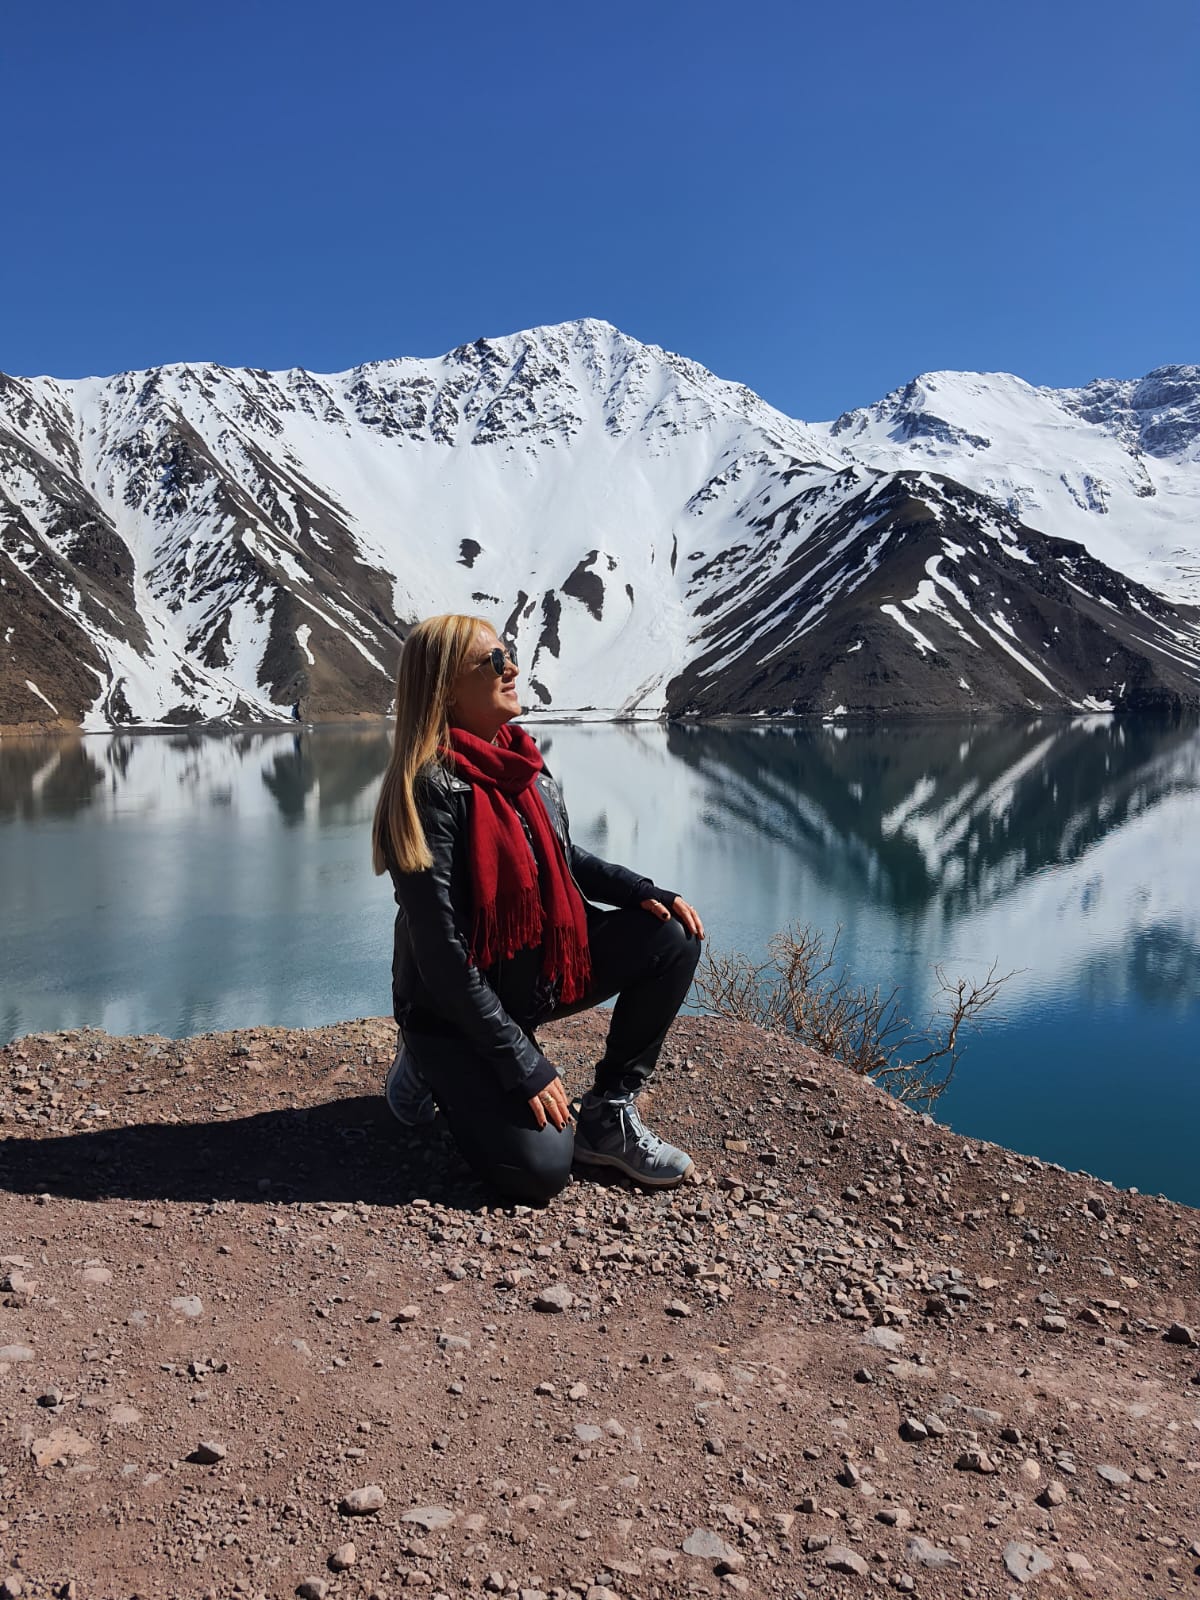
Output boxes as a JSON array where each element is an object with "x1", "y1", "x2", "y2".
[
  {"x1": 569, "y1": 843, "x2": 678, "y2": 912},
  {"x1": 390, "y1": 783, "x2": 557, "y2": 1096}
]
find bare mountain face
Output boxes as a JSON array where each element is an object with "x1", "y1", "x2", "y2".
[{"x1": 1, "y1": 323, "x2": 1198, "y2": 728}]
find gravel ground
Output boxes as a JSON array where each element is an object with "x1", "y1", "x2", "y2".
[{"x1": 1, "y1": 1012, "x2": 1198, "y2": 1600}]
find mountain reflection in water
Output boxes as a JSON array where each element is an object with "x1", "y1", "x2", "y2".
[{"x1": 2, "y1": 716, "x2": 1198, "y2": 1200}]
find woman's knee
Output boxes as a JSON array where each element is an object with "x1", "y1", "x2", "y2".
[
  {"x1": 487, "y1": 1126, "x2": 574, "y2": 1205},
  {"x1": 655, "y1": 912, "x2": 701, "y2": 974}
]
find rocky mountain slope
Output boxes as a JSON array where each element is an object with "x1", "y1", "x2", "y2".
[
  {"x1": 1, "y1": 1011, "x2": 1198, "y2": 1599},
  {"x1": 2, "y1": 325, "x2": 1198, "y2": 728}
]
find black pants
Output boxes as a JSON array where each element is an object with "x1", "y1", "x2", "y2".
[{"x1": 403, "y1": 906, "x2": 701, "y2": 1204}]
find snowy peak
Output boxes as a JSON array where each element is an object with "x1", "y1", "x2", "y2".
[
  {"x1": 818, "y1": 362, "x2": 1200, "y2": 606},
  {"x1": 1060, "y1": 364, "x2": 1200, "y2": 460},
  {"x1": 2, "y1": 322, "x2": 1199, "y2": 730}
]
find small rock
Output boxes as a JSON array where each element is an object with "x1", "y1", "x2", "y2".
[
  {"x1": 899, "y1": 1417, "x2": 928, "y2": 1443},
  {"x1": 1038, "y1": 1481, "x2": 1067, "y2": 1507},
  {"x1": 190, "y1": 1440, "x2": 226, "y2": 1464},
  {"x1": 37, "y1": 1387, "x2": 63, "y2": 1408},
  {"x1": 824, "y1": 1545, "x2": 869, "y2": 1576},
  {"x1": 533, "y1": 1285, "x2": 574, "y2": 1313},
  {"x1": 1003, "y1": 1541, "x2": 1053, "y2": 1583},
  {"x1": 1095, "y1": 1464, "x2": 1130, "y2": 1486},
  {"x1": 81, "y1": 1266, "x2": 113, "y2": 1287},
  {"x1": 170, "y1": 1295, "x2": 203, "y2": 1318},
  {"x1": 328, "y1": 1543, "x2": 356, "y2": 1572},
  {"x1": 436, "y1": 1331, "x2": 470, "y2": 1352},
  {"x1": 682, "y1": 1529, "x2": 739, "y2": 1561},
  {"x1": 1, "y1": 1577, "x2": 25, "y2": 1599},
  {"x1": 1063, "y1": 1552, "x2": 1093, "y2": 1574},
  {"x1": 340, "y1": 1484, "x2": 386, "y2": 1515},
  {"x1": 0, "y1": 1345, "x2": 35, "y2": 1363},
  {"x1": 395, "y1": 1305, "x2": 421, "y2": 1323},
  {"x1": 1039, "y1": 1314, "x2": 1067, "y2": 1333},
  {"x1": 906, "y1": 1536, "x2": 959, "y2": 1569},
  {"x1": 1164, "y1": 1322, "x2": 1198, "y2": 1348},
  {"x1": 31, "y1": 1427, "x2": 93, "y2": 1468},
  {"x1": 296, "y1": 1581, "x2": 328, "y2": 1600},
  {"x1": 863, "y1": 1326, "x2": 905, "y2": 1352},
  {"x1": 955, "y1": 1449, "x2": 996, "y2": 1474},
  {"x1": 664, "y1": 1299, "x2": 692, "y2": 1318},
  {"x1": 402, "y1": 1505, "x2": 456, "y2": 1531},
  {"x1": 876, "y1": 1507, "x2": 912, "y2": 1528}
]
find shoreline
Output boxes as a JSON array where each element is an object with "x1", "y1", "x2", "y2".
[{"x1": 6, "y1": 705, "x2": 1185, "y2": 741}]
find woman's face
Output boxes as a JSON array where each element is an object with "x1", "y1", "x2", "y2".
[{"x1": 448, "y1": 624, "x2": 521, "y2": 741}]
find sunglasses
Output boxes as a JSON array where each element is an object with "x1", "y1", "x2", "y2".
[{"x1": 475, "y1": 642, "x2": 518, "y2": 677}]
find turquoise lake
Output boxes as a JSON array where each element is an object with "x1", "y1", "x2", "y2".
[{"x1": 1, "y1": 716, "x2": 1197, "y2": 1205}]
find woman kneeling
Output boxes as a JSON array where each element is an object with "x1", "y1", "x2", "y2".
[{"x1": 371, "y1": 613, "x2": 704, "y2": 1205}]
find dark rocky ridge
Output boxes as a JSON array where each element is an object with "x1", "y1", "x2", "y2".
[{"x1": 2, "y1": 331, "x2": 1199, "y2": 729}]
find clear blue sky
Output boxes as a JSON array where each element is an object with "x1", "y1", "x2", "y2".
[{"x1": 3, "y1": 0, "x2": 1196, "y2": 418}]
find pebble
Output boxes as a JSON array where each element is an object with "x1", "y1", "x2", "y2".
[
  {"x1": 1164, "y1": 1322, "x2": 1197, "y2": 1347},
  {"x1": 664, "y1": 1299, "x2": 691, "y2": 1317},
  {"x1": 906, "y1": 1536, "x2": 959, "y2": 1569},
  {"x1": 1038, "y1": 1481, "x2": 1068, "y2": 1507},
  {"x1": 170, "y1": 1295, "x2": 203, "y2": 1318},
  {"x1": 876, "y1": 1507, "x2": 912, "y2": 1528},
  {"x1": 402, "y1": 1505, "x2": 456, "y2": 1530},
  {"x1": 533, "y1": 1285, "x2": 574, "y2": 1313},
  {"x1": 328, "y1": 1543, "x2": 356, "y2": 1571},
  {"x1": 1039, "y1": 1314, "x2": 1067, "y2": 1333},
  {"x1": 190, "y1": 1440, "x2": 226, "y2": 1464},
  {"x1": 824, "y1": 1545, "x2": 869, "y2": 1576},
  {"x1": 395, "y1": 1305, "x2": 421, "y2": 1323},
  {"x1": 954, "y1": 1449, "x2": 997, "y2": 1474},
  {"x1": 340, "y1": 1485, "x2": 386, "y2": 1515},
  {"x1": 899, "y1": 1417, "x2": 928, "y2": 1442},
  {"x1": 863, "y1": 1326, "x2": 905, "y2": 1352},
  {"x1": 682, "y1": 1529, "x2": 739, "y2": 1561},
  {"x1": 296, "y1": 1580, "x2": 328, "y2": 1600},
  {"x1": 1096, "y1": 1464, "x2": 1131, "y2": 1486},
  {"x1": 1003, "y1": 1541, "x2": 1053, "y2": 1583}
]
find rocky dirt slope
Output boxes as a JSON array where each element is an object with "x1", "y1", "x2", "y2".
[{"x1": 1, "y1": 1014, "x2": 1197, "y2": 1600}]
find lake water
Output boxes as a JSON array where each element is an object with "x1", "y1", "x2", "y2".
[{"x1": 2, "y1": 717, "x2": 1198, "y2": 1205}]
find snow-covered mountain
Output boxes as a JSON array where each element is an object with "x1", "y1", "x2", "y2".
[{"x1": 1, "y1": 320, "x2": 1198, "y2": 728}]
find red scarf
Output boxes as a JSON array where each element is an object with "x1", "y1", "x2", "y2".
[{"x1": 443, "y1": 722, "x2": 591, "y2": 1004}]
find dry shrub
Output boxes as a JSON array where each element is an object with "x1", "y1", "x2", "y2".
[{"x1": 694, "y1": 924, "x2": 1011, "y2": 1109}]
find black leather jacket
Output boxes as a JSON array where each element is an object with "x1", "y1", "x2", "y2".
[{"x1": 387, "y1": 761, "x2": 675, "y2": 1097}]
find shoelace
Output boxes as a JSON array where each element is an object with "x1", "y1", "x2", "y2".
[{"x1": 614, "y1": 1100, "x2": 669, "y2": 1159}]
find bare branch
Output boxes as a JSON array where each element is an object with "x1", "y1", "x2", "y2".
[{"x1": 694, "y1": 927, "x2": 1017, "y2": 1111}]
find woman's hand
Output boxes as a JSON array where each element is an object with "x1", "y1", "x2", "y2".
[
  {"x1": 641, "y1": 896, "x2": 705, "y2": 940},
  {"x1": 529, "y1": 1075, "x2": 572, "y2": 1131}
]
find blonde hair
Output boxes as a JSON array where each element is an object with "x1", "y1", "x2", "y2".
[{"x1": 371, "y1": 613, "x2": 493, "y2": 874}]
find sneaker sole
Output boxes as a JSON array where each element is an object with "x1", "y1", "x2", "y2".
[{"x1": 571, "y1": 1147, "x2": 694, "y2": 1188}]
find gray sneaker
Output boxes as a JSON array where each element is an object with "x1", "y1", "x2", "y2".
[
  {"x1": 384, "y1": 1045, "x2": 437, "y2": 1127},
  {"x1": 572, "y1": 1092, "x2": 694, "y2": 1188}
]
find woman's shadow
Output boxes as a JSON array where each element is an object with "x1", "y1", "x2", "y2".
[{"x1": 0, "y1": 1096, "x2": 493, "y2": 1212}]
